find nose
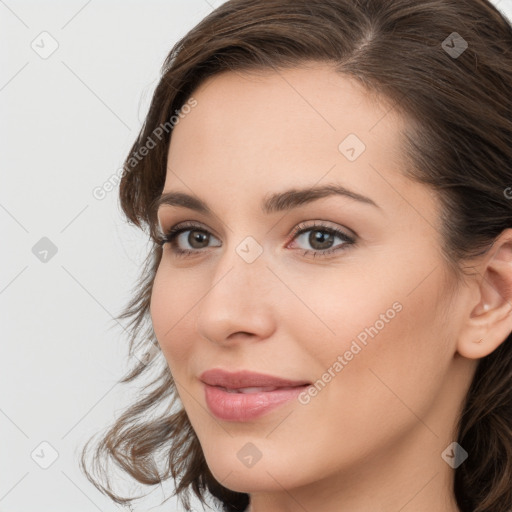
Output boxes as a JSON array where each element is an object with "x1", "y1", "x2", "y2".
[{"x1": 195, "y1": 240, "x2": 276, "y2": 346}]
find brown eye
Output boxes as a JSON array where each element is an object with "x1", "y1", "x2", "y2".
[
  {"x1": 306, "y1": 229, "x2": 336, "y2": 250},
  {"x1": 186, "y1": 230, "x2": 210, "y2": 249},
  {"x1": 160, "y1": 223, "x2": 221, "y2": 255},
  {"x1": 291, "y1": 223, "x2": 355, "y2": 257}
]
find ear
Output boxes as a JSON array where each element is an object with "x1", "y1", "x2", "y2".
[{"x1": 457, "y1": 228, "x2": 512, "y2": 359}]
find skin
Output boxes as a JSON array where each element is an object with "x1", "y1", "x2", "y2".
[{"x1": 149, "y1": 63, "x2": 512, "y2": 512}]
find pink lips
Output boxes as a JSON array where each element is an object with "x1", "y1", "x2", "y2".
[{"x1": 200, "y1": 369, "x2": 311, "y2": 421}]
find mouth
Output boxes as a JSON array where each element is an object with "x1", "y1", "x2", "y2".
[
  {"x1": 214, "y1": 385, "x2": 310, "y2": 394},
  {"x1": 199, "y1": 368, "x2": 311, "y2": 390},
  {"x1": 199, "y1": 370, "x2": 312, "y2": 421}
]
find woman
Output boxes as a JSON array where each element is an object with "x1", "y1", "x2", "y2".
[{"x1": 80, "y1": 1, "x2": 512, "y2": 511}]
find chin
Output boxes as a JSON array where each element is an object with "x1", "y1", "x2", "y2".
[
  {"x1": 210, "y1": 468, "x2": 290, "y2": 494},
  {"x1": 204, "y1": 451, "x2": 303, "y2": 494}
]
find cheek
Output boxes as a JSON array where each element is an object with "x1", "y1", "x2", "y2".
[
  {"x1": 150, "y1": 265, "x2": 197, "y2": 370},
  {"x1": 287, "y1": 258, "x2": 452, "y2": 412},
  {"x1": 328, "y1": 277, "x2": 451, "y2": 431},
  {"x1": 279, "y1": 265, "x2": 404, "y2": 365}
]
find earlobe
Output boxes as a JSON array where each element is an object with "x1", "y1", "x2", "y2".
[{"x1": 456, "y1": 229, "x2": 512, "y2": 360}]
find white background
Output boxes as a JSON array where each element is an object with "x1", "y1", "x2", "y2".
[{"x1": 1, "y1": 1, "x2": 511, "y2": 511}]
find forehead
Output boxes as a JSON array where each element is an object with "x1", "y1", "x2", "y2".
[
  {"x1": 163, "y1": 64, "x2": 428, "y2": 221},
  {"x1": 168, "y1": 64, "x2": 401, "y2": 162}
]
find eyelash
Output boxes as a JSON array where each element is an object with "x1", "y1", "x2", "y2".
[{"x1": 158, "y1": 220, "x2": 356, "y2": 259}]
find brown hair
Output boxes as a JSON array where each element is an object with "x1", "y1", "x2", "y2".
[{"x1": 79, "y1": 1, "x2": 512, "y2": 511}]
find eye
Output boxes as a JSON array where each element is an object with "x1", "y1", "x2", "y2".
[
  {"x1": 158, "y1": 220, "x2": 356, "y2": 259},
  {"x1": 159, "y1": 221, "x2": 221, "y2": 256},
  {"x1": 288, "y1": 221, "x2": 356, "y2": 258}
]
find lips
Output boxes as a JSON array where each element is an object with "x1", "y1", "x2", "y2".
[
  {"x1": 199, "y1": 369, "x2": 311, "y2": 390},
  {"x1": 199, "y1": 369, "x2": 312, "y2": 421},
  {"x1": 200, "y1": 369, "x2": 311, "y2": 421},
  {"x1": 220, "y1": 386, "x2": 286, "y2": 393}
]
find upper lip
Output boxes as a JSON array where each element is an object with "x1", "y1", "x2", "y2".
[{"x1": 200, "y1": 369, "x2": 311, "y2": 389}]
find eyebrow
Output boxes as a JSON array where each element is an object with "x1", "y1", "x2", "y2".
[{"x1": 153, "y1": 183, "x2": 380, "y2": 218}]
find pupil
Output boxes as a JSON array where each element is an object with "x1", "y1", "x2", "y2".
[
  {"x1": 310, "y1": 230, "x2": 333, "y2": 250},
  {"x1": 190, "y1": 230, "x2": 208, "y2": 248}
]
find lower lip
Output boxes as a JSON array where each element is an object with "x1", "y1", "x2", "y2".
[{"x1": 203, "y1": 383, "x2": 309, "y2": 421}]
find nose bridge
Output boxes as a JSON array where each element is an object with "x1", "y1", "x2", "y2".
[
  {"x1": 209, "y1": 233, "x2": 268, "y2": 306},
  {"x1": 195, "y1": 232, "x2": 275, "y2": 342}
]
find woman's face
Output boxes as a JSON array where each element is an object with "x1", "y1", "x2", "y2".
[{"x1": 150, "y1": 64, "x2": 475, "y2": 505}]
